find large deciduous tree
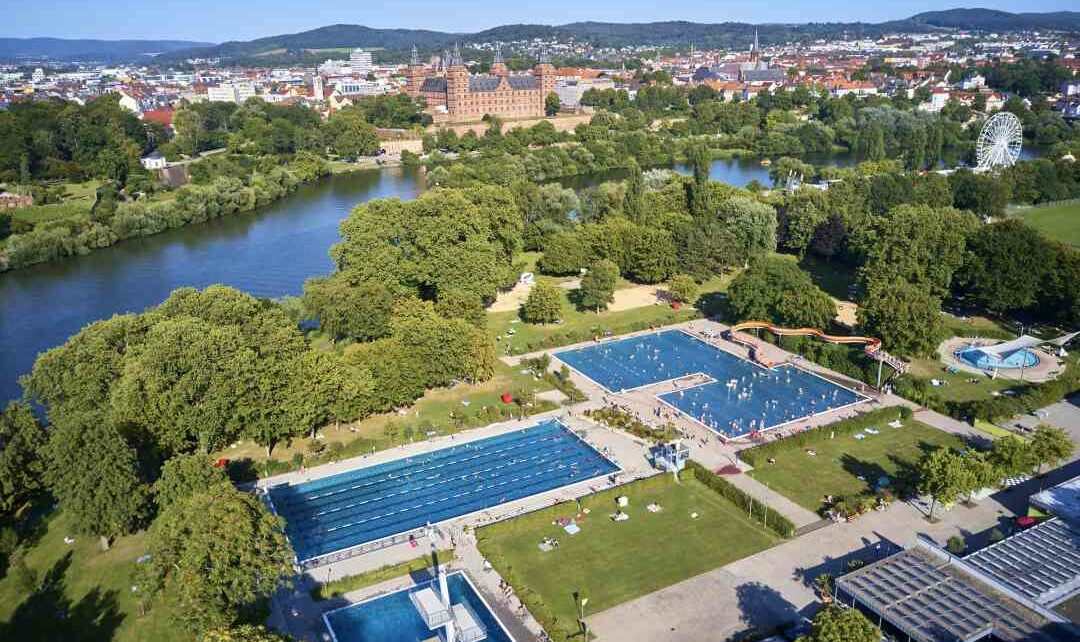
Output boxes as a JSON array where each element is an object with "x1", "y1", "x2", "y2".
[
  {"x1": 577, "y1": 259, "x2": 619, "y2": 312},
  {"x1": 0, "y1": 402, "x2": 47, "y2": 515},
  {"x1": 153, "y1": 453, "x2": 229, "y2": 510},
  {"x1": 324, "y1": 107, "x2": 379, "y2": 158},
  {"x1": 1028, "y1": 426, "x2": 1074, "y2": 474},
  {"x1": 522, "y1": 281, "x2": 563, "y2": 325},
  {"x1": 857, "y1": 280, "x2": 945, "y2": 358},
  {"x1": 45, "y1": 415, "x2": 147, "y2": 549},
  {"x1": 957, "y1": 219, "x2": 1053, "y2": 315},
  {"x1": 145, "y1": 483, "x2": 293, "y2": 634},
  {"x1": 728, "y1": 257, "x2": 835, "y2": 328},
  {"x1": 917, "y1": 447, "x2": 967, "y2": 521}
]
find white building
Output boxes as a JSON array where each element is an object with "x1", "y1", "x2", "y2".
[
  {"x1": 140, "y1": 152, "x2": 167, "y2": 170},
  {"x1": 961, "y1": 74, "x2": 986, "y2": 90},
  {"x1": 207, "y1": 82, "x2": 256, "y2": 103},
  {"x1": 349, "y1": 49, "x2": 373, "y2": 76},
  {"x1": 31, "y1": 68, "x2": 45, "y2": 83}
]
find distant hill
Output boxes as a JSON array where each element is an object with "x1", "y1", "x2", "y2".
[
  {"x1": 33, "y1": 8, "x2": 1080, "y2": 65},
  {"x1": 908, "y1": 8, "x2": 1080, "y2": 31},
  {"x1": 0, "y1": 37, "x2": 214, "y2": 61}
]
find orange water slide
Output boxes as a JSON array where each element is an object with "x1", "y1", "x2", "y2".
[{"x1": 724, "y1": 321, "x2": 907, "y2": 374}]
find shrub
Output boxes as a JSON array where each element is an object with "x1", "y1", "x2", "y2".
[
  {"x1": 684, "y1": 460, "x2": 795, "y2": 538},
  {"x1": 946, "y1": 535, "x2": 966, "y2": 555}
]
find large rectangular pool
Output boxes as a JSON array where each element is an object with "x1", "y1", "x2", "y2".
[
  {"x1": 269, "y1": 419, "x2": 618, "y2": 563},
  {"x1": 556, "y1": 330, "x2": 864, "y2": 438},
  {"x1": 324, "y1": 571, "x2": 514, "y2": 642}
]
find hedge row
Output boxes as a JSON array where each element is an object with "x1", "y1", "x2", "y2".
[
  {"x1": 684, "y1": 460, "x2": 796, "y2": 539},
  {"x1": 737, "y1": 406, "x2": 912, "y2": 468}
]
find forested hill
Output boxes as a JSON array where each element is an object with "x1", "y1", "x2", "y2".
[
  {"x1": 158, "y1": 9, "x2": 1080, "y2": 64},
  {"x1": 907, "y1": 9, "x2": 1080, "y2": 31},
  {"x1": 0, "y1": 37, "x2": 213, "y2": 61}
]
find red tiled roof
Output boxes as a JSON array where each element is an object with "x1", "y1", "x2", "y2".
[{"x1": 142, "y1": 108, "x2": 174, "y2": 126}]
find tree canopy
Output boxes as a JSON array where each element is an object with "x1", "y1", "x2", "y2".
[{"x1": 728, "y1": 257, "x2": 835, "y2": 329}]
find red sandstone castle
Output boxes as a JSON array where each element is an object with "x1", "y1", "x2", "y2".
[{"x1": 404, "y1": 45, "x2": 556, "y2": 122}]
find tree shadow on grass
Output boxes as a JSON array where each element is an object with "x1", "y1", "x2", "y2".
[
  {"x1": 0, "y1": 551, "x2": 125, "y2": 642},
  {"x1": 838, "y1": 454, "x2": 888, "y2": 493}
]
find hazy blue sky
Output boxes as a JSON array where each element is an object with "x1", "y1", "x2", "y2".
[{"x1": 8, "y1": 0, "x2": 1079, "y2": 42}]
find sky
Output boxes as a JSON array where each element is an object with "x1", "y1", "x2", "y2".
[{"x1": 6, "y1": 0, "x2": 1079, "y2": 42}]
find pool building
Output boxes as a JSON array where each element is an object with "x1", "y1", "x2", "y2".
[
  {"x1": 555, "y1": 329, "x2": 865, "y2": 439},
  {"x1": 267, "y1": 418, "x2": 618, "y2": 567}
]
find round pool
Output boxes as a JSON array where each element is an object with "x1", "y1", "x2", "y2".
[{"x1": 956, "y1": 346, "x2": 1039, "y2": 370}]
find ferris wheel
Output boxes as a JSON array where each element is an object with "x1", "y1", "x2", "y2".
[{"x1": 976, "y1": 112, "x2": 1023, "y2": 170}]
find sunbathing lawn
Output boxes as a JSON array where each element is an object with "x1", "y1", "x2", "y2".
[
  {"x1": 477, "y1": 474, "x2": 779, "y2": 641},
  {"x1": 0, "y1": 509, "x2": 184, "y2": 642},
  {"x1": 906, "y1": 357, "x2": 1018, "y2": 402},
  {"x1": 746, "y1": 419, "x2": 966, "y2": 514}
]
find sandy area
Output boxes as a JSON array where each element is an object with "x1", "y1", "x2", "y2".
[
  {"x1": 487, "y1": 280, "x2": 664, "y2": 314},
  {"x1": 834, "y1": 299, "x2": 858, "y2": 327}
]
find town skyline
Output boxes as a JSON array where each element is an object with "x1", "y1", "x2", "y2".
[{"x1": 7, "y1": 0, "x2": 1080, "y2": 42}]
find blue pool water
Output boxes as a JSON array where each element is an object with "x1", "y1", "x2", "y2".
[
  {"x1": 325, "y1": 572, "x2": 514, "y2": 642},
  {"x1": 956, "y1": 347, "x2": 1039, "y2": 370},
  {"x1": 269, "y1": 419, "x2": 617, "y2": 562},
  {"x1": 556, "y1": 330, "x2": 864, "y2": 438}
]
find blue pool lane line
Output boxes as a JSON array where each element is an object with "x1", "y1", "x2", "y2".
[{"x1": 269, "y1": 418, "x2": 618, "y2": 562}]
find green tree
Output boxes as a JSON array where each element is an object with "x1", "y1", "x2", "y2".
[
  {"x1": 303, "y1": 276, "x2": 394, "y2": 341},
  {"x1": 145, "y1": 483, "x2": 293, "y2": 634},
  {"x1": 917, "y1": 447, "x2": 967, "y2": 521},
  {"x1": 714, "y1": 196, "x2": 777, "y2": 265},
  {"x1": 667, "y1": 274, "x2": 698, "y2": 305},
  {"x1": 623, "y1": 159, "x2": 646, "y2": 223},
  {"x1": 804, "y1": 605, "x2": 880, "y2": 642},
  {"x1": 325, "y1": 107, "x2": 379, "y2": 158},
  {"x1": 728, "y1": 257, "x2": 834, "y2": 328},
  {"x1": 45, "y1": 415, "x2": 147, "y2": 549},
  {"x1": 153, "y1": 453, "x2": 229, "y2": 510},
  {"x1": 286, "y1": 350, "x2": 373, "y2": 444},
  {"x1": 857, "y1": 280, "x2": 945, "y2": 358},
  {"x1": 957, "y1": 220, "x2": 1052, "y2": 315},
  {"x1": 521, "y1": 281, "x2": 563, "y2": 324},
  {"x1": 989, "y1": 435, "x2": 1035, "y2": 479},
  {"x1": 1028, "y1": 426, "x2": 1074, "y2": 474},
  {"x1": 577, "y1": 259, "x2": 619, "y2": 312},
  {"x1": 544, "y1": 92, "x2": 561, "y2": 117},
  {"x1": 0, "y1": 402, "x2": 47, "y2": 515}
]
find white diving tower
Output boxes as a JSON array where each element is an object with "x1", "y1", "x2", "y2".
[{"x1": 409, "y1": 524, "x2": 487, "y2": 642}]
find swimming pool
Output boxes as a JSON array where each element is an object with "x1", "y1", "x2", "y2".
[
  {"x1": 956, "y1": 346, "x2": 1039, "y2": 370},
  {"x1": 556, "y1": 330, "x2": 865, "y2": 438},
  {"x1": 324, "y1": 571, "x2": 515, "y2": 642},
  {"x1": 269, "y1": 419, "x2": 618, "y2": 563}
]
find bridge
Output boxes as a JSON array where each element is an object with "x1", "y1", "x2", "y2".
[{"x1": 723, "y1": 321, "x2": 908, "y2": 387}]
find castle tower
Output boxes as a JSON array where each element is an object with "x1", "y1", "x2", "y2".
[
  {"x1": 490, "y1": 43, "x2": 508, "y2": 78},
  {"x1": 446, "y1": 44, "x2": 469, "y2": 116},
  {"x1": 406, "y1": 44, "x2": 425, "y2": 97},
  {"x1": 533, "y1": 49, "x2": 557, "y2": 113}
]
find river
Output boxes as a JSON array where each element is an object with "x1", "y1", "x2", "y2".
[{"x1": 0, "y1": 147, "x2": 1041, "y2": 402}]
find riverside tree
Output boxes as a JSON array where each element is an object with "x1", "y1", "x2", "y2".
[
  {"x1": 0, "y1": 402, "x2": 46, "y2": 516},
  {"x1": 45, "y1": 415, "x2": 147, "y2": 549}
]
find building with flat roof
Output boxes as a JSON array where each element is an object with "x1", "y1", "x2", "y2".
[{"x1": 835, "y1": 537, "x2": 1078, "y2": 641}]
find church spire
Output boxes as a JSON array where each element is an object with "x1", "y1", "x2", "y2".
[
  {"x1": 493, "y1": 43, "x2": 503, "y2": 64},
  {"x1": 452, "y1": 43, "x2": 463, "y2": 67},
  {"x1": 410, "y1": 44, "x2": 419, "y2": 67},
  {"x1": 538, "y1": 47, "x2": 550, "y2": 65}
]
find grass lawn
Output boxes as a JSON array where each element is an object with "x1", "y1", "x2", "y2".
[
  {"x1": 311, "y1": 550, "x2": 453, "y2": 601},
  {"x1": 477, "y1": 474, "x2": 779, "y2": 641},
  {"x1": 746, "y1": 419, "x2": 966, "y2": 514},
  {"x1": 906, "y1": 357, "x2": 1017, "y2": 403},
  {"x1": 0, "y1": 510, "x2": 183, "y2": 642},
  {"x1": 1017, "y1": 201, "x2": 1080, "y2": 248}
]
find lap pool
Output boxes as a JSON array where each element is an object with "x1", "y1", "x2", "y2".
[
  {"x1": 555, "y1": 329, "x2": 865, "y2": 438},
  {"x1": 268, "y1": 419, "x2": 617, "y2": 564}
]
